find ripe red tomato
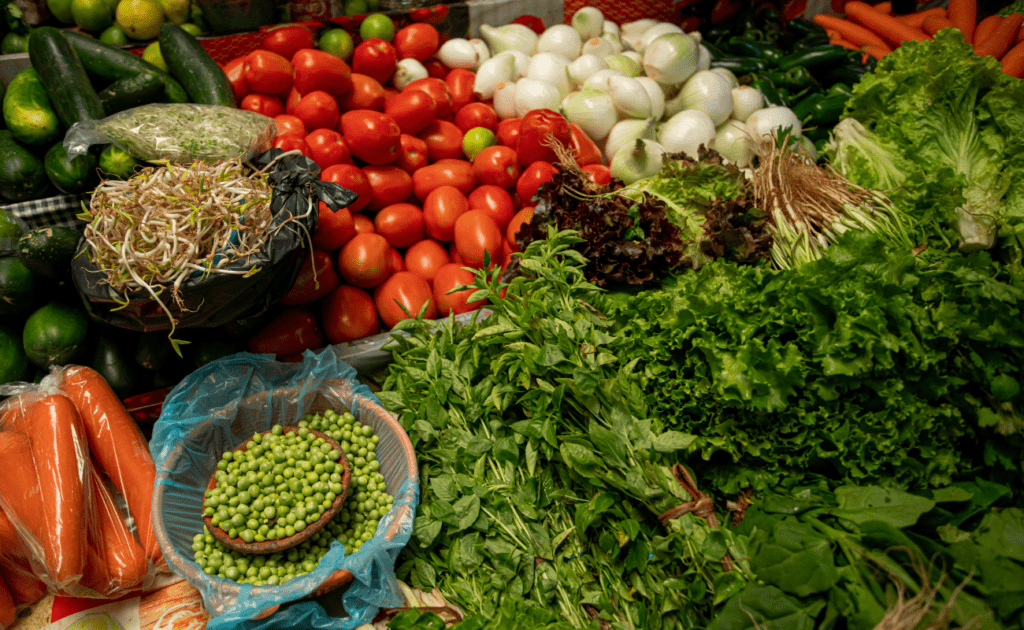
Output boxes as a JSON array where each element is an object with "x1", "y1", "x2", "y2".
[
  {"x1": 417, "y1": 119, "x2": 464, "y2": 161},
  {"x1": 374, "y1": 271, "x2": 436, "y2": 329},
  {"x1": 445, "y1": 68, "x2": 476, "y2": 113},
  {"x1": 273, "y1": 114, "x2": 306, "y2": 137},
  {"x1": 248, "y1": 308, "x2": 324, "y2": 357},
  {"x1": 422, "y1": 185, "x2": 468, "y2": 242},
  {"x1": 468, "y1": 185, "x2": 515, "y2": 232},
  {"x1": 404, "y1": 239, "x2": 450, "y2": 284},
  {"x1": 389, "y1": 247, "x2": 405, "y2": 274},
  {"x1": 281, "y1": 250, "x2": 338, "y2": 305},
  {"x1": 223, "y1": 56, "x2": 249, "y2": 104},
  {"x1": 570, "y1": 122, "x2": 603, "y2": 167},
  {"x1": 517, "y1": 109, "x2": 572, "y2": 167},
  {"x1": 393, "y1": 23, "x2": 440, "y2": 61},
  {"x1": 243, "y1": 50, "x2": 293, "y2": 95},
  {"x1": 404, "y1": 77, "x2": 452, "y2": 118},
  {"x1": 384, "y1": 89, "x2": 437, "y2": 136},
  {"x1": 510, "y1": 14, "x2": 545, "y2": 35},
  {"x1": 240, "y1": 93, "x2": 284, "y2": 117},
  {"x1": 341, "y1": 110, "x2": 401, "y2": 165},
  {"x1": 454, "y1": 102, "x2": 498, "y2": 133},
  {"x1": 497, "y1": 118, "x2": 521, "y2": 148},
  {"x1": 472, "y1": 145, "x2": 520, "y2": 189},
  {"x1": 261, "y1": 25, "x2": 314, "y2": 62},
  {"x1": 449, "y1": 242, "x2": 465, "y2": 265},
  {"x1": 293, "y1": 91, "x2": 340, "y2": 133},
  {"x1": 396, "y1": 134, "x2": 429, "y2": 174},
  {"x1": 292, "y1": 48, "x2": 353, "y2": 97},
  {"x1": 363, "y1": 165, "x2": 413, "y2": 211},
  {"x1": 517, "y1": 161, "x2": 559, "y2": 205},
  {"x1": 339, "y1": 233, "x2": 392, "y2": 288},
  {"x1": 286, "y1": 87, "x2": 302, "y2": 114},
  {"x1": 339, "y1": 74, "x2": 386, "y2": 112},
  {"x1": 313, "y1": 201, "x2": 356, "y2": 251},
  {"x1": 352, "y1": 38, "x2": 398, "y2": 85},
  {"x1": 306, "y1": 129, "x2": 351, "y2": 169},
  {"x1": 374, "y1": 202, "x2": 424, "y2": 249},
  {"x1": 582, "y1": 164, "x2": 611, "y2": 186},
  {"x1": 353, "y1": 213, "x2": 374, "y2": 234},
  {"x1": 454, "y1": 210, "x2": 502, "y2": 268},
  {"x1": 433, "y1": 263, "x2": 484, "y2": 316},
  {"x1": 322, "y1": 164, "x2": 372, "y2": 213},
  {"x1": 506, "y1": 206, "x2": 533, "y2": 251},
  {"x1": 322, "y1": 285, "x2": 379, "y2": 344},
  {"x1": 412, "y1": 159, "x2": 474, "y2": 201},
  {"x1": 273, "y1": 134, "x2": 311, "y2": 155},
  {"x1": 422, "y1": 57, "x2": 448, "y2": 79}
]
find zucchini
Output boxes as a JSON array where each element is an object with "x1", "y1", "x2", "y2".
[
  {"x1": 158, "y1": 23, "x2": 234, "y2": 107},
  {"x1": 62, "y1": 30, "x2": 189, "y2": 104},
  {"x1": 2, "y1": 68, "x2": 61, "y2": 147},
  {"x1": 98, "y1": 71, "x2": 165, "y2": 114},
  {"x1": 28, "y1": 27, "x2": 105, "y2": 127}
]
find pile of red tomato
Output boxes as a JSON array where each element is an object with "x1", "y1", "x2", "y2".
[{"x1": 222, "y1": 22, "x2": 612, "y2": 359}]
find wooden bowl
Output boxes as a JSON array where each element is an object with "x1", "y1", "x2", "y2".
[{"x1": 202, "y1": 426, "x2": 352, "y2": 555}]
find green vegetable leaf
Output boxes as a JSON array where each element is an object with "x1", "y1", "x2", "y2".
[
  {"x1": 749, "y1": 518, "x2": 839, "y2": 597},
  {"x1": 707, "y1": 585, "x2": 818, "y2": 630},
  {"x1": 832, "y1": 486, "x2": 936, "y2": 528}
]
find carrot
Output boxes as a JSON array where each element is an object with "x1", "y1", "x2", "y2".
[
  {"x1": 1000, "y1": 39, "x2": 1024, "y2": 77},
  {"x1": 0, "y1": 509, "x2": 28, "y2": 559},
  {"x1": 0, "y1": 571, "x2": 15, "y2": 629},
  {"x1": 813, "y1": 14, "x2": 891, "y2": 49},
  {"x1": 973, "y1": 15, "x2": 1003, "y2": 50},
  {"x1": 862, "y1": 44, "x2": 890, "y2": 59},
  {"x1": 947, "y1": 0, "x2": 977, "y2": 43},
  {"x1": 922, "y1": 14, "x2": 958, "y2": 36},
  {"x1": 874, "y1": 1, "x2": 892, "y2": 14},
  {"x1": 0, "y1": 433, "x2": 46, "y2": 568},
  {"x1": 89, "y1": 465, "x2": 148, "y2": 592},
  {"x1": 60, "y1": 366, "x2": 162, "y2": 566},
  {"x1": 894, "y1": 7, "x2": 947, "y2": 29},
  {"x1": 0, "y1": 561, "x2": 46, "y2": 605},
  {"x1": 1017, "y1": 23, "x2": 1023, "y2": 44},
  {"x1": 976, "y1": 13, "x2": 1024, "y2": 58},
  {"x1": 845, "y1": 1, "x2": 931, "y2": 46},
  {"x1": 830, "y1": 34, "x2": 861, "y2": 50}
]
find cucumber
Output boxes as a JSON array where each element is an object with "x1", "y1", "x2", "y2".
[
  {"x1": 18, "y1": 226, "x2": 82, "y2": 279},
  {"x1": 0, "y1": 256, "x2": 35, "y2": 316},
  {"x1": 0, "y1": 80, "x2": 5, "y2": 129},
  {"x1": 0, "y1": 325, "x2": 29, "y2": 384},
  {"x1": 98, "y1": 71, "x2": 164, "y2": 114},
  {"x1": 62, "y1": 30, "x2": 190, "y2": 104},
  {"x1": 28, "y1": 27, "x2": 105, "y2": 128},
  {"x1": 92, "y1": 335, "x2": 137, "y2": 397},
  {"x1": 158, "y1": 23, "x2": 235, "y2": 107},
  {"x1": 22, "y1": 301, "x2": 90, "y2": 369},
  {"x1": 0, "y1": 131, "x2": 50, "y2": 202},
  {"x1": 2, "y1": 68, "x2": 61, "y2": 147},
  {"x1": 44, "y1": 142, "x2": 98, "y2": 194}
]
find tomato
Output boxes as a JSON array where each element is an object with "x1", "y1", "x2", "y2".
[
  {"x1": 273, "y1": 114, "x2": 306, "y2": 137},
  {"x1": 240, "y1": 92, "x2": 284, "y2": 117},
  {"x1": 322, "y1": 163, "x2": 372, "y2": 212},
  {"x1": 292, "y1": 48, "x2": 353, "y2": 97},
  {"x1": 506, "y1": 206, "x2": 534, "y2": 251},
  {"x1": 322, "y1": 285, "x2": 379, "y2": 344},
  {"x1": 396, "y1": 134, "x2": 429, "y2": 174},
  {"x1": 293, "y1": 91, "x2": 340, "y2": 133},
  {"x1": 223, "y1": 56, "x2": 249, "y2": 103},
  {"x1": 454, "y1": 210, "x2": 502, "y2": 268},
  {"x1": 313, "y1": 201, "x2": 356, "y2": 251},
  {"x1": 517, "y1": 109, "x2": 572, "y2": 167},
  {"x1": 286, "y1": 87, "x2": 302, "y2": 114},
  {"x1": 374, "y1": 271, "x2": 436, "y2": 329},
  {"x1": 404, "y1": 77, "x2": 452, "y2": 118},
  {"x1": 261, "y1": 25, "x2": 314, "y2": 61},
  {"x1": 449, "y1": 242, "x2": 465, "y2": 265},
  {"x1": 404, "y1": 239, "x2": 450, "y2": 284},
  {"x1": 374, "y1": 202, "x2": 424, "y2": 249},
  {"x1": 352, "y1": 38, "x2": 397, "y2": 85},
  {"x1": 423, "y1": 57, "x2": 448, "y2": 79},
  {"x1": 417, "y1": 119, "x2": 463, "y2": 161},
  {"x1": 501, "y1": 238, "x2": 514, "y2": 269},
  {"x1": 454, "y1": 102, "x2": 498, "y2": 133},
  {"x1": 340, "y1": 110, "x2": 401, "y2": 165},
  {"x1": 517, "y1": 161, "x2": 559, "y2": 205},
  {"x1": 422, "y1": 185, "x2": 468, "y2": 242},
  {"x1": 243, "y1": 50, "x2": 293, "y2": 95},
  {"x1": 497, "y1": 118, "x2": 521, "y2": 148},
  {"x1": 305, "y1": 128, "x2": 351, "y2": 169},
  {"x1": 363, "y1": 165, "x2": 413, "y2": 211},
  {"x1": 472, "y1": 145, "x2": 519, "y2": 189},
  {"x1": 433, "y1": 263, "x2": 484, "y2": 316},
  {"x1": 248, "y1": 307, "x2": 324, "y2": 357},
  {"x1": 510, "y1": 14, "x2": 545, "y2": 35},
  {"x1": 338, "y1": 233, "x2": 392, "y2": 288},
  {"x1": 339, "y1": 74, "x2": 386, "y2": 112},
  {"x1": 393, "y1": 23, "x2": 440, "y2": 61},
  {"x1": 570, "y1": 122, "x2": 603, "y2": 167},
  {"x1": 273, "y1": 134, "x2": 311, "y2": 155},
  {"x1": 582, "y1": 164, "x2": 611, "y2": 187},
  {"x1": 468, "y1": 185, "x2": 515, "y2": 232},
  {"x1": 412, "y1": 159, "x2": 474, "y2": 200},
  {"x1": 353, "y1": 213, "x2": 374, "y2": 234},
  {"x1": 445, "y1": 68, "x2": 476, "y2": 113},
  {"x1": 389, "y1": 247, "x2": 405, "y2": 274},
  {"x1": 281, "y1": 250, "x2": 338, "y2": 305},
  {"x1": 411, "y1": 4, "x2": 448, "y2": 24},
  {"x1": 384, "y1": 89, "x2": 437, "y2": 136}
]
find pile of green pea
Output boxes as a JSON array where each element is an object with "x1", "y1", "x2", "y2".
[{"x1": 192, "y1": 410, "x2": 394, "y2": 586}]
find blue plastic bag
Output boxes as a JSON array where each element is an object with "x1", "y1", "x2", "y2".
[{"x1": 149, "y1": 349, "x2": 419, "y2": 629}]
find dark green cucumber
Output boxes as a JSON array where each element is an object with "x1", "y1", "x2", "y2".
[
  {"x1": 0, "y1": 130, "x2": 50, "y2": 201},
  {"x1": 28, "y1": 27, "x2": 105, "y2": 127},
  {"x1": 92, "y1": 335, "x2": 137, "y2": 397},
  {"x1": 18, "y1": 226, "x2": 81, "y2": 279},
  {"x1": 0, "y1": 325, "x2": 29, "y2": 384},
  {"x1": 0, "y1": 256, "x2": 35, "y2": 316},
  {"x1": 62, "y1": 30, "x2": 189, "y2": 104},
  {"x1": 2, "y1": 68, "x2": 61, "y2": 147},
  {"x1": 99, "y1": 71, "x2": 165, "y2": 114},
  {"x1": 158, "y1": 23, "x2": 234, "y2": 107},
  {"x1": 0, "y1": 80, "x2": 5, "y2": 129},
  {"x1": 44, "y1": 142, "x2": 98, "y2": 194}
]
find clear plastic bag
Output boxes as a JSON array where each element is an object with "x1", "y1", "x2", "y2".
[{"x1": 63, "y1": 104, "x2": 277, "y2": 164}]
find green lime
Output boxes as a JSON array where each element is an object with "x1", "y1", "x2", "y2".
[
  {"x1": 462, "y1": 126, "x2": 496, "y2": 161},
  {"x1": 48, "y1": 0, "x2": 75, "y2": 24},
  {"x1": 359, "y1": 12, "x2": 393, "y2": 41},
  {"x1": 343, "y1": 0, "x2": 366, "y2": 16},
  {"x1": 179, "y1": 22, "x2": 201, "y2": 35},
  {"x1": 99, "y1": 145, "x2": 141, "y2": 180},
  {"x1": 99, "y1": 23, "x2": 129, "y2": 45},
  {"x1": 318, "y1": 28, "x2": 353, "y2": 60},
  {"x1": 115, "y1": 0, "x2": 164, "y2": 40},
  {"x1": 1, "y1": 32, "x2": 30, "y2": 54},
  {"x1": 71, "y1": 0, "x2": 115, "y2": 32},
  {"x1": 0, "y1": 210, "x2": 23, "y2": 240},
  {"x1": 142, "y1": 41, "x2": 168, "y2": 71}
]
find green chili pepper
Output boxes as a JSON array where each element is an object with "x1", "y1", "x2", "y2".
[
  {"x1": 701, "y1": 40, "x2": 728, "y2": 61},
  {"x1": 787, "y1": 17, "x2": 829, "y2": 40},
  {"x1": 811, "y1": 94, "x2": 848, "y2": 126},
  {"x1": 703, "y1": 26, "x2": 732, "y2": 44},
  {"x1": 778, "y1": 44, "x2": 853, "y2": 71},
  {"x1": 802, "y1": 127, "x2": 831, "y2": 144},
  {"x1": 825, "y1": 63, "x2": 872, "y2": 86},
  {"x1": 712, "y1": 57, "x2": 769, "y2": 75},
  {"x1": 791, "y1": 92, "x2": 825, "y2": 124},
  {"x1": 726, "y1": 37, "x2": 784, "y2": 65},
  {"x1": 748, "y1": 74, "x2": 786, "y2": 107},
  {"x1": 792, "y1": 34, "x2": 832, "y2": 51},
  {"x1": 826, "y1": 82, "x2": 853, "y2": 98}
]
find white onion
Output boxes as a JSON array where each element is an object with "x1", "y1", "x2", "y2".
[
  {"x1": 634, "y1": 76, "x2": 666, "y2": 121},
  {"x1": 696, "y1": 45, "x2": 711, "y2": 72},
  {"x1": 437, "y1": 38, "x2": 479, "y2": 69},
  {"x1": 745, "y1": 106, "x2": 802, "y2": 143},
  {"x1": 731, "y1": 86, "x2": 764, "y2": 123},
  {"x1": 474, "y1": 53, "x2": 517, "y2": 100},
  {"x1": 479, "y1": 23, "x2": 538, "y2": 55},
  {"x1": 608, "y1": 75, "x2": 652, "y2": 120},
  {"x1": 514, "y1": 77, "x2": 562, "y2": 117},
  {"x1": 571, "y1": 6, "x2": 604, "y2": 41},
  {"x1": 611, "y1": 138, "x2": 666, "y2": 185},
  {"x1": 604, "y1": 118, "x2": 657, "y2": 162},
  {"x1": 604, "y1": 53, "x2": 642, "y2": 77},
  {"x1": 669, "y1": 70, "x2": 734, "y2": 126},
  {"x1": 393, "y1": 58, "x2": 428, "y2": 90},
  {"x1": 537, "y1": 24, "x2": 582, "y2": 60},
  {"x1": 658, "y1": 109, "x2": 716, "y2": 158},
  {"x1": 601, "y1": 32, "x2": 624, "y2": 54},
  {"x1": 643, "y1": 33, "x2": 699, "y2": 86},
  {"x1": 602, "y1": 20, "x2": 620, "y2": 37},
  {"x1": 527, "y1": 52, "x2": 572, "y2": 97},
  {"x1": 498, "y1": 50, "x2": 530, "y2": 80},
  {"x1": 623, "y1": 51, "x2": 643, "y2": 65},
  {"x1": 639, "y1": 23, "x2": 684, "y2": 53},
  {"x1": 710, "y1": 67, "x2": 739, "y2": 88},
  {"x1": 620, "y1": 19, "x2": 657, "y2": 51},
  {"x1": 493, "y1": 81, "x2": 518, "y2": 119},
  {"x1": 584, "y1": 68, "x2": 626, "y2": 91},
  {"x1": 562, "y1": 86, "x2": 618, "y2": 142},
  {"x1": 714, "y1": 119, "x2": 752, "y2": 167},
  {"x1": 581, "y1": 36, "x2": 614, "y2": 58},
  {"x1": 469, "y1": 38, "x2": 490, "y2": 70},
  {"x1": 567, "y1": 53, "x2": 608, "y2": 87}
]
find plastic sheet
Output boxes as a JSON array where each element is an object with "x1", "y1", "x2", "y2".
[{"x1": 150, "y1": 348, "x2": 419, "y2": 630}]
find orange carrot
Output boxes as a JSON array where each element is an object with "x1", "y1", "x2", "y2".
[
  {"x1": 976, "y1": 13, "x2": 1024, "y2": 58},
  {"x1": 0, "y1": 433, "x2": 46, "y2": 568},
  {"x1": 922, "y1": 14, "x2": 958, "y2": 36},
  {"x1": 60, "y1": 366, "x2": 162, "y2": 567},
  {"x1": 973, "y1": 15, "x2": 1003, "y2": 50},
  {"x1": 1017, "y1": 23, "x2": 1023, "y2": 44},
  {"x1": 1000, "y1": 39, "x2": 1024, "y2": 77},
  {"x1": 845, "y1": 1, "x2": 931, "y2": 46},
  {"x1": 862, "y1": 44, "x2": 890, "y2": 59},
  {"x1": 814, "y1": 14, "x2": 891, "y2": 49},
  {"x1": 0, "y1": 509, "x2": 28, "y2": 559},
  {"x1": 89, "y1": 465, "x2": 148, "y2": 592},
  {"x1": 0, "y1": 561, "x2": 46, "y2": 605},
  {"x1": 830, "y1": 34, "x2": 861, "y2": 50},
  {"x1": 894, "y1": 7, "x2": 947, "y2": 29},
  {"x1": 0, "y1": 571, "x2": 15, "y2": 629},
  {"x1": 874, "y1": 1, "x2": 892, "y2": 14},
  {"x1": 947, "y1": 0, "x2": 977, "y2": 43}
]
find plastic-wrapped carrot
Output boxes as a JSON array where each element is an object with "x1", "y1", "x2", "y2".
[
  {"x1": 0, "y1": 561, "x2": 46, "y2": 605},
  {"x1": 0, "y1": 433, "x2": 46, "y2": 571},
  {"x1": 0, "y1": 571, "x2": 14, "y2": 629},
  {"x1": 88, "y1": 465, "x2": 148, "y2": 592},
  {"x1": 0, "y1": 509, "x2": 28, "y2": 559},
  {"x1": 845, "y1": 1, "x2": 930, "y2": 46},
  {"x1": 947, "y1": 0, "x2": 977, "y2": 43},
  {"x1": 976, "y1": 13, "x2": 1024, "y2": 59}
]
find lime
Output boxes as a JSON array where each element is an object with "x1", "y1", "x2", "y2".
[
  {"x1": 343, "y1": 0, "x2": 366, "y2": 16},
  {"x1": 179, "y1": 22, "x2": 201, "y2": 35},
  {"x1": 99, "y1": 24, "x2": 129, "y2": 45},
  {"x1": 189, "y1": 2, "x2": 207, "y2": 30},
  {"x1": 116, "y1": 0, "x2": 164, "y2": 40},
  {"x1": 159, "y1": 0, "x2": 189, "y2": 25},
  {"x1": 1, "y1": 33, "x2": 29, "y2": 54},
  {"x1": 142, "y1": 41, "x2": 168, "y2": 71},
  {"x1": 0, "y1": 210, "x2": 23, "y2": 239},
  {"x1": 462, "y1": 126, "x2": 496, "y2": 161},
  {"x1": 48, "y1": 0, "x2": 75, "y2": 24},
  {"x1": 359, "y1": 12, "x2": 393, "y2": 41},
  {"x1": 99, "y1": 145, "x2": 141, "y2": 180},
  {"x1": 318, "y1": 28, "x2": 353, "y2": 60},
  {"x1": 72, "y1": 0, "x2": 114, "y2": 32}
]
